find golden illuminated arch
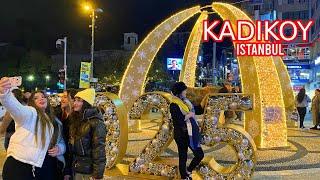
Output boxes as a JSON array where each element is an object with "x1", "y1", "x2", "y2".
[
  {"x1": 119, "y1": 6, "x2": 201, "y2": 109},
  {"x1": 119, "y1": 3, "x2": 293, "y2": 148},
  {"x1": 211, "y1": 3, "x2": 288, "y2": 148},
  {"x1": 272, "y1": 56, "x2": 296, "y2": 120},
  {"x1": 179, "y1": 12, "x2": 208, "y2": 87}
]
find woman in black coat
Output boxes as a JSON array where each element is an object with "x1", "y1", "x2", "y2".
[
  {"x1": 170, "y1": 82, "x2": 204, "y2": 180},
  {"x1": 69, "y1": 88, "x2": 106, "y2": 180}
]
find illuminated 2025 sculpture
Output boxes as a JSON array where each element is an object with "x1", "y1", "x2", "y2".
[
  {"x1": 128, "y1": 92, "x2": 257, "y2": 179},
  {"x1": 119, "y1": 2, "x2": 295, "y2": 148}
]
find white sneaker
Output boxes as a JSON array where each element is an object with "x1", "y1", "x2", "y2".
[
  {"x1": 182, "y1": 177, "x2": 192, "y2": 180},
  {"x1": 186, "y1": 170, "x2": 192, "y2": 179}
]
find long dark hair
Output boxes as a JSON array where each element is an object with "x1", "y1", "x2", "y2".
[
  {"x1": 69, "y1": 100, "x2": 92, "y2": 139},
  {"x1": 297, "y1": 88, "x2": 306, "y2": 103},
  {"x1": 28, "y1": 91, "x2": 59, "y2": 149}
]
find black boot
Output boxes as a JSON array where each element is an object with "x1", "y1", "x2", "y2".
[{"x1": 310, "y1": 126, "x2": 318, "y2": 130}]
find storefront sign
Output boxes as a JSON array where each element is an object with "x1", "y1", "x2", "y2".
[
  {"x1": 315, "y1": 56, "x2": 320, "y2": 65},
  {"x1": 203, "y1": 20, "x2": 314, "y2": 56},
  {"x1": 287, "y1": 65, "x2": 310, "y2": 69}
]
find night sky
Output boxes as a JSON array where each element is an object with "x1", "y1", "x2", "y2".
[{"x1": 0, "y1": 0, "x2": 237, "y2": 54}]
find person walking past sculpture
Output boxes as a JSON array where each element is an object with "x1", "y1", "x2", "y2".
[
  {"x1": 295, "y1": 88, "x2": 311, "y2": 129},
  {"x1": 311, "y1": 89, "x2": 320, "y2": 130}
]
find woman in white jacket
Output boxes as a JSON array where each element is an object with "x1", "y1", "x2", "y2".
[{"x1": 0, "y1": 77, "x2": 66, "y2": 180}]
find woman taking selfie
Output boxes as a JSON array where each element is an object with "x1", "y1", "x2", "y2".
[{"x1": 0, "y1": 77, "x2": 66, "y2": 180}]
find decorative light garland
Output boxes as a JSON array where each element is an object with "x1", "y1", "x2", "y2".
[
  {"x1": 211, "y1": 2, "x2": 289, "y2": 148},
  {"x1": 48, "y1": 94, "x2": 61, "y2": 107},
  {"x1": 94, "y1": 92, "x2": 128, "y2": 169},
  {"x1": 49, "y1": 92, "x2": 128, "y2": 170},
  {"x1": 118, "y1": 1, "x2": 293, "y2": 148},
  {"x1": 198, "y1": 93, "x2": 256, "y2": 179},
  {"x1": 128, "y1": 92, "x2": 256, "y2": 179},
  {"x1": 118, "y1": 6, "x2": 201, "y2": 110},
  {"x1": 49, "y1": 91, "x2": 257, "y2": 178},
  {"x1": 128, "y1": 92, "x2": 178, "y2": 177},
  {"x1": 180, "y1": 12, "x2": 208, "y2": 87}
]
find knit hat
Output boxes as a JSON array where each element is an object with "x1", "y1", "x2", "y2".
[
  {"x1": 171, "y1": 82, "x2": 188, "y2": 96},
  {"x1": 75, "y1": 88, "x2": 96, "y2": 106}
]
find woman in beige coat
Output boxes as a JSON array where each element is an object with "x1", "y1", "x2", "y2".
[{"x1": 311, "y1": 89, "x2": 320, "y2": 130}]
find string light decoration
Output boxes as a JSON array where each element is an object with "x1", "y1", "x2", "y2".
[
  {"x1": 272, "y1": 56, "x2": 295, "y2": 110},
  {"x1": 272, "y1": 56, "x2": 297, "y2": 125},
  {"x1": 118, "y1": 2, "x2": 292, "y2": 148},
  {"x1": 128, "y1": 92, "x2": 256, "y2": 179},
  {"x1": 211, "y1": 2, "x2": 288, "y2": 148},
  {"x1": 198, "y1": 93, "x2": 257, "y2": 179},
  {"x1": 128, "y1": 92, "x2": 179, "y2": 178},
  {"x1": 180, "y1": 12, "x2": 208, "y2": 87},
  {"x1": 48, "y1": 94, "x2": 61, "y2": 107},
  {"x1": 118, "y1": 6, "x2": 201, "y2": 110},
  {"x1": 94, "y1": 92, "x2": 128, "y2": 169},
  {"x1": 49, "y1": 92, "x2": 128, "y2": 170}
]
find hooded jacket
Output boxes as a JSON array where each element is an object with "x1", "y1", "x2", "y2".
[{"x1": 70, "y1": 108, "x2": 106, "y2": 179}]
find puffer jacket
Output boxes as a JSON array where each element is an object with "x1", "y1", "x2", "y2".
[{"x1": 70, "y1": 108, "x2": 106, "y2": 179}]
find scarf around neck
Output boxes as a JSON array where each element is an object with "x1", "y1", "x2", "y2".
[{"x1": 171, "y1": 96, "x2": 201, "y2": 150}]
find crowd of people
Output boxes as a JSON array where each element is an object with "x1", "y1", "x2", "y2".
[
  {"x1": 295, "y1": 88, "x2": 320, "y2": 130},
  {"x1": 0, "y1": 77, "x2": 206, "y2": 180},
  {"x1": 0, "y1": 77, "x2": 106, "y2": 180},
  {"x1": 2, "y1": 72, "x2": 320, "y2": 180}
]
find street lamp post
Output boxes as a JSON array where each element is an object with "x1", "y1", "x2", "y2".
[
  {"x1": 56, "y1": 37, "x2": 67, "y2": 90},
  {"x1": 91, "y1": 10, "x2": 95, "y2": 81},
  {"x1": 83, "y1": 3, "x2": 103, "y2": 81},
  {"x1": 64, "y1": 37, "x2": 67, "y2": 90}
]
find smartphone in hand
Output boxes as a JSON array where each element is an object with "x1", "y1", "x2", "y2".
[{"x1": 8, "y1": 76, "x2": 22, "y2": 87}]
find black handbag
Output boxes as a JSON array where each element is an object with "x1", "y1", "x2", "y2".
[{"x1": 73, "y1": 156, "x2": 93, "y2": 174}]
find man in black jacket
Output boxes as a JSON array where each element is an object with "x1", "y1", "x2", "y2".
[
  {"x1": 170, "y1": 82, "x2": 204, "y2": 180},
  {"x1": 69, "y1": 88, "x2": 106, "y2": 180}
]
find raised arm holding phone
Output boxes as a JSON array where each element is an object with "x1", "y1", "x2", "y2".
[{"x1": 0, "y1": 77, "x2": 66, "y2": 180}]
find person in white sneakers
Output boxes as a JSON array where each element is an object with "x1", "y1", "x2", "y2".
[{"x1": 0, "y1": 77, "x2": 66, "y2": 180}]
